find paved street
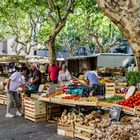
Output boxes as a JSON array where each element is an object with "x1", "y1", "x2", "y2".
[{"x1": 0, "y1": 105, "x2": 78, "y2": 140}]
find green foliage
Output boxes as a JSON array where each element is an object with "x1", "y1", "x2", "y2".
[
  {"x1": 0, "y1": 0, "x2": 126, "y2": 56},
  {"x1": 125, "y1": 72, "x2": 140, "y2": 86}
]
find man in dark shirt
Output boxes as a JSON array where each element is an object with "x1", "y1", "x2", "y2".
[{"x1": 30, "y1": 64, "x2": 41, "y2": 91}]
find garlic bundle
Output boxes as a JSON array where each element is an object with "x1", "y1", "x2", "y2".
[{"x1": 58, "y1": 110, "x2": 140, "y2": 139}]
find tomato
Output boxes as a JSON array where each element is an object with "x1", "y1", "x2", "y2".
[
  {"x1": 119, "y1": 102, "x2": 123, "y2": 105},
  {"x1": 137, "y1": 95, "x2": 140, "y2": 99},
  {"x1": 129, "y1": 100, "x2": 132, "y2": 104},
  {"x1": 125, "y1": 100, "x2": 129, "y2": 104},
  {"x1": 134, "y1": 94, "x2": 137, "y2": 97},
  {"x1": 135, "y1": 101, "x2": 139, "y2": 105}
]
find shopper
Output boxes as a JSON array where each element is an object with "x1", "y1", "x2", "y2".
[
  {"x1": 48, "y1": 60, "x2": 60, "y2": 84},
  {"x1": 58, "y1": 64, "x2": 72, "y2": 86},
  {"x1": 6, "y1": 66, "x2": 28, "y2": 118}
]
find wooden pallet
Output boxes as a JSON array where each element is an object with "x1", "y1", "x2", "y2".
[
  {"x1": 57, "y1": 123, "x2": 74, "y2": 137},
  {"x1": 24, "y1": 98, "x2": 47, "y2": 122}
]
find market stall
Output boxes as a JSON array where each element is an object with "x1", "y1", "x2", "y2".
[{"x1": 1, "y1": 69, "x2": 140, "y2": 140}]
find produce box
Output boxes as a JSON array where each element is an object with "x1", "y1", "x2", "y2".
[
  {"x1": 75, "y1": 97, "x2": 98, "y2": 106},
  {"x1": 134, "y1": 106, "x2": 140, "y2": 115},
  {"x1": 75, "y1": 124, "x2": 94, "y2": 140},
  {"x1": 115, "y1": 101, "x2": 135, "y2": 115},
  {"x1": 21, "y1": 93, "x2": 26, "y2": 114},
  {"x1": 47, "y1": 103, "x2": 61, "y2": 122},
  {"x1": 115, "y1": 92, "x2": 140, "y2": 115},
  {"x1": 113, "y1": 68, "x2": 123, "y2": 75},
  {"x1": 24, "y1": 97, "x2": 47, "y2": 122},
  {"x1": 57, "y1": 123, "x2": 74, "y2": 138},
  {"x1": 97, "y1": 101, "x2": 113, "y2": 107},
  {"x1": 115, "y1": 83, "x2": 127, "y2": 89},
  {"x1": 105, "y1": 83, "x2": 115, "y2": 98},
  {"x1": 98, "y1": 95, "x2": 124, "y2": 107},
  {"x1": 50, "y1": 97, "x2": 63, "y2": 103},
  {"x1": 0, "y1": 93, "x2": 7, "y2": 105}
]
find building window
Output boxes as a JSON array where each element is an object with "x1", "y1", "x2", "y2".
[{"x1": 34, "y1": 50, "x2": 37, "y2": 55}]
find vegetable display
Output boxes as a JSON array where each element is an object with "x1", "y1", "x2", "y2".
[
  {"x1": 117, "y1": 92, "x2": 140, "y2": 108},
  {"x1": 102, "y1": 95, "x2": 124, "y2": 103},
  {"x1": 58, "y1": 110, "x2": 140, "y2": 139}
]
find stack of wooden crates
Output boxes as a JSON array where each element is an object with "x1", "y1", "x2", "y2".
[
  {"x1": 24, "y1": 97, "x2": 61, "y2": 123},
  {"x1": 24, "y1": 98, "x2": 47, "y2": 122}
]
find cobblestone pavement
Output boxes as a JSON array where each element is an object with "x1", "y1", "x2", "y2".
[{"x1": 0, "y1": 105, "x2": 79, "y2": 140}]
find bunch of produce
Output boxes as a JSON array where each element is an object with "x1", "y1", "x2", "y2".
[
  {"x1": 63, "y1": 95, "x2": 81, "y2": 100},
  {"x1": 101, "y1": 95, "x2": 124, "y2": 103},
  {"x1": 58, "y1": 110, "x2": 109, "y2": 127},
  {"x1": 116, "y1": 87, "x2": 128, "y2": 94},
  {"x1": 92, "y1": 117, "x2": 140, "y2": 140},
  {"x1": 79, "y1": 97, "x2": 98, "y2": 102},
  {"x1": 116, "y1": 92, "x2": 140, "y2": 108},
  {"x1": 58, "y1": 109, "x2": 76, "y2": 125},
  {"x1": 58, "y1": 110, "x2": 140, "y2": 139}
]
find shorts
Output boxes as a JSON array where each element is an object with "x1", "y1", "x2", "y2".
[{"x1": 7, "y1": 91, "x2": 21, "y2": 108}]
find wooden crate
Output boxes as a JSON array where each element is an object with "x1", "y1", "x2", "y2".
[
  {"x1": 113, "y1": 68, "x2": 123, "y2": 75},
  {"x1": 21, "y1": 93, "x2": 26, "y2": 114},
  {"x1": 97, "y1": 101, "x2": 113, "y2": 107},
  {"x1": 0, "y1": 94, "x2": 7, "y2": 105},
  {"x1": 57, "y1": 123, "x2": 74, "y2": 138},
  {"x1": 114, "y1": 104, "x2": 135, "y2": 115},
  {"x1": 76, "y1": 101, "x2": 97, "y2": 106},
  {"x1": 46, "y1": 103, "x2": 61, "y2": 122},
  {"x1": 50, "y1": 97, "x2": 63, "y2": 103},
  {"x1": 105, "y1": 83, "x2": 115, "y2": 98},
  {"x1": 24, "y1": 98, "x2": 47, "y2": 122},
  {"x1": 75, "y1": 124, "x2": 94, "y2": 140},
  {"x1": 135, "y1": 106, "x2": 140, "y2": 115},
  {"x1": 115, "y1": 93, "x2": 125, "y2": 97},
  {"x1": 115, "y1": 83, "x2": 127, "y2": 89}
]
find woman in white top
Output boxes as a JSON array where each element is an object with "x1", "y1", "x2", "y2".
[{"x1": 58, "y1": 64, "x2": 72, "y2": 86}]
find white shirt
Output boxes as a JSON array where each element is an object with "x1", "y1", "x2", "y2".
[
  {"x1": 58, "y1": 70, "x2": 72, "y2": 86},
  {"x1": 9, "y1": 72, "x2": 23, "y2": 92}
]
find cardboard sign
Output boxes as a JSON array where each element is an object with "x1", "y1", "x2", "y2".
[{"x1": 109, "y1": 106, "x2": 122, "y2": 121}]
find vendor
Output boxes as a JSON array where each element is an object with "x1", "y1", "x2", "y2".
[
  {"x1": 58, "y1": 64, "x2": 72, "y2": 86},
  {"x1": 48, "y1": 60, "x2": 60, "y2": 84},
  {"x1": 29, "y1": 64, "x2": 41, "y2": 91},
  {"x1": 82, "y1": 67, "x2": 100, "y2": 95}
]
